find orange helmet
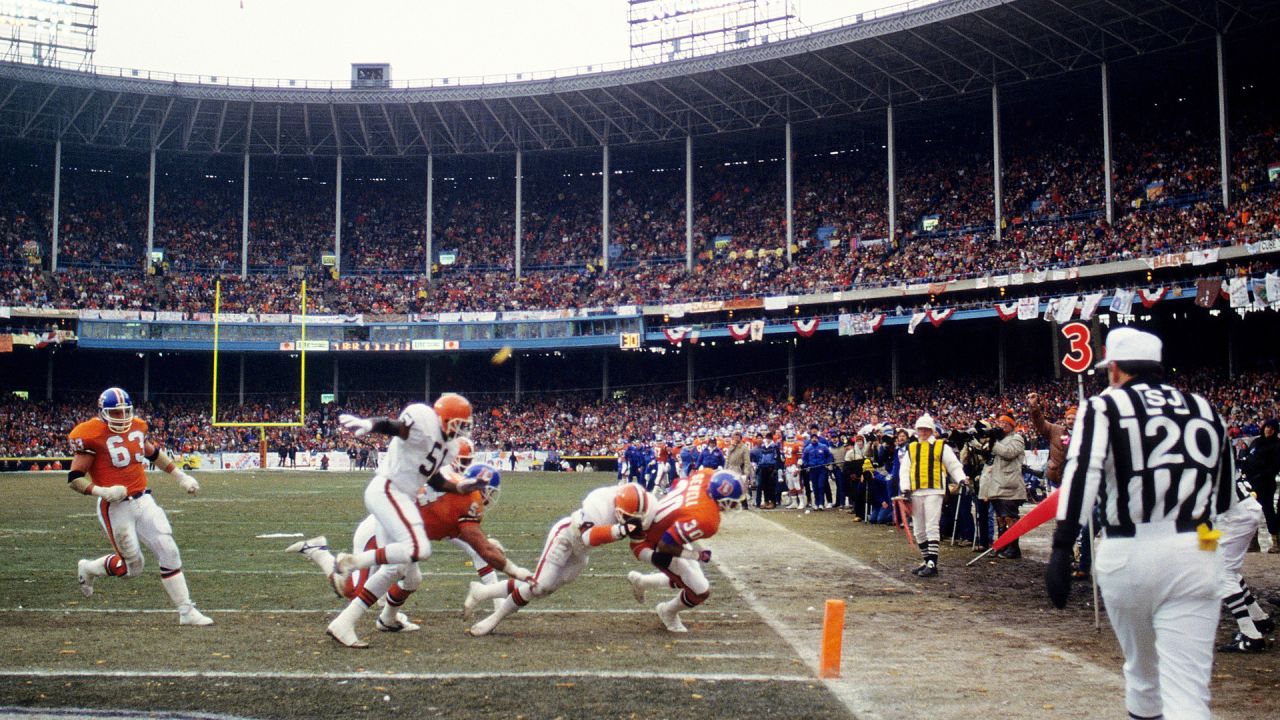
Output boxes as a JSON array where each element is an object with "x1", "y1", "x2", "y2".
[
  {"x1": 433, "y1": 393, "x2": 473, "y2": 439},
  {"x1": 614, "y1": 483, "x2": 652, "y2": 527},
  {"x1": 452, "y1": 436, "x2": 475, "y2": 471}
]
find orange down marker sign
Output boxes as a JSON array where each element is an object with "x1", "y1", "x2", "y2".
[{"x1": 819, "y1": 599, "x2": 846, "y2": 678}]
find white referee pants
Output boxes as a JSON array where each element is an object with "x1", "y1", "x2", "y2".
[
  {"x1": 1096, "y1": 527, "x2": 1221, "y2": 720},
  {"x1": 1215, "y1": 498, "x2": 1263, "y2": 599},
  {"x1": 910, "y1": 492, "x2": 943, "y2": 547}
]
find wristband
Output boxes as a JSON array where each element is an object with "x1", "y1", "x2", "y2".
[{"x1": 67, "y1": 469, "x2": 86, "y2": 485}]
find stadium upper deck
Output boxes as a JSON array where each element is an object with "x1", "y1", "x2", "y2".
[{"x1": 1, "y1": 0, "x2": 1277, "y2": 156}]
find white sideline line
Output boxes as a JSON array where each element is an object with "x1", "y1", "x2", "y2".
[
  {"x1": 0, "y1": 669, "x2": 813, "y2": 684},
  {"x1": 21, "y1": 568, "x2": 633, "y2": 578}
]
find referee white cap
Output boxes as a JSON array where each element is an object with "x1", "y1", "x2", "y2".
[
  {"x1": 914, "y1": 414, "x2": 936, "y2": 431},
  {"x1": 1095, "y1": 326, "x2": 1162, "y2": 369}
]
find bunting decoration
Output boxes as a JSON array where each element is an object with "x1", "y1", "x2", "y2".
[
  {"x1": 1138, "y1": 287, "x2": 1167, "y2": 308},
  {"x1": 908, "y1": 311, "x2": 927, "y2": 335},
  {"x1": 928, "y1": 308, "x2": 954, "y2": 327},
  {"x1": 793, "y1": 318, "x2": 820, "y2": 337},
  {"x1": 994, "y1": 302, "x2": 1019, "y2": 321},
  {"x1": 728, "y1": 322, "x2": 751, "y2": 341}
]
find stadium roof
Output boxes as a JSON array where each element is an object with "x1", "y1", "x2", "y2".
[{"x1": 0, "y1": 0, "x2": 1276, "y2": 157}]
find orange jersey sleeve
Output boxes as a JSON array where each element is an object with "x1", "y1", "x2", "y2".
[
  {"x1": 68, "y1": 417, "x2": 150, "y2": 495},
  {"x1": 419, "y1": 490, "x2": 485, "y2": 541}
]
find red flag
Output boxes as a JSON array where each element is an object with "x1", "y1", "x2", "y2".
[{"x1": 992, "y1": 488, "x2": 1061, "y2": 552}]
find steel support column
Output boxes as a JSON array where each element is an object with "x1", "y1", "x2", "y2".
[
  {"x1": 785, "y1": 121, "x2": 793, "y2": 264},
  {"x1": 515, "y1": 151, "x2": 523, "y2": 279},
  {"x1": 685, "y1": 136, "x2": 694, "y2": 272},
  {"x1": 601, "y1": 353, "x2": 609, "y2": 401},
  {"x1": 998, "y1": 325, "x2": 1007, "y2": 395},
  {"x1": 238, "y1": 354, "x2": 245, "y2": 406},
  {"x1": 1216, "y1": 33, "x2": 1230, "y2": 209},
  {"x1": 514, "y1": 354, "x2": 522, "y2": 402},
  {"x1": 332, "y1": 356, "x2": 339, "y2": 403},
  {"x1": 1101, "y1": 63, "x2": 1114, "y2": 225},
  {"x1": 46, "y1": 353, "x2": 53, "y2": 401},
  {"x1": 1051, "y1": 323, "x2": 1061, "y2": 380},
  {"x1": 334, "y1": 155, "x2": 343, "y2": 278},
  {"x1": 787, "y1": 343, "x2": 796, "y2": 400},
  {"x1": 602, "y1": 144, "x2": 610, "y2": 272},
  {"x1": 992, "y1": 85, "x2": 1003, "y2": 244},
  {"x1": 890, "y1": 335, "x2": 900, "y2": 398},
  {"x1": 145, "y1": 148, "x2": 156, "y2": 271},
  {"x1": 51, "y1": 140, "x2": 61, "y2": 272},
  {"x1": 424, "y1": 356, "x2": 432, "y2": 401},
  {"x1": 686, "y1": 348, "x2": 696, "y2": 404},
  {"x1": 887, "y1": 106, "x2": 896, "y2": 245},
  {"x1": 142, "y1": 353, "x2": 150, "y2": 402},
  {"x1": 425, "y1": 154, "x2": 434, "y2": 278},
  {"x1": 240, "y1": 153, "x2": 250, "y2": 279}
]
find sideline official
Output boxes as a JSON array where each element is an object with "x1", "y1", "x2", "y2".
[
  {"x1": 898, "y1": 414, "x2": 968, "y2": 577},
  {"x1": 1046, "y1": 327, "x2": 1236, "y2": 720}
]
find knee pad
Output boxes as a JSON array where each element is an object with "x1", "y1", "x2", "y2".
[
  {"x1": 399, "y1": 563, "x2": 423, "y2": 592},
  {"x1": 123, "y1": 552, "x2": 145, "y2": 578}
]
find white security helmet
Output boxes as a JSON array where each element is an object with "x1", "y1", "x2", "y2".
[{"x1": 914, "y1": 414, "x2": 936, "y2": 432}]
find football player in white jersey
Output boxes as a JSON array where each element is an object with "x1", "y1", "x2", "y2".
[
  {"x1": 464, "y1": 482, "x2": 655, "y2": 636},
  {"x1": 325, "y1": 393, "x2": 487, "y2": 648}
]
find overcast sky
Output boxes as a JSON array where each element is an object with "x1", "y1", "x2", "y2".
[{"x1": 91, "y1": 0, "x2": 930, "y2": 82}]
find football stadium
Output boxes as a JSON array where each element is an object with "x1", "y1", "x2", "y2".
[{"x1": 2, "y1": 1, "x2": 1279, "y2": 718}]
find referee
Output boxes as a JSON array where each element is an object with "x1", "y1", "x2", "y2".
[{"x1": 1045, "y1": 327, "x2": 1236, "y2": 720}]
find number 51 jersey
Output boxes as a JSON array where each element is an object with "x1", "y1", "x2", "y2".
[
  {"x1": 642, "y1": 468, "x2": 721, "y2": 547},
  {"x1": 380, "y1": 403, "x2": 454, "y2": 497},
  {"x1": 68, "y1": 417, "x2": 150, "y2": 496}
]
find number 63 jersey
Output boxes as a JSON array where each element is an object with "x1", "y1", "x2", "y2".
[
  {"x1": 638, "y1": 468, "x2": 722, "y2": 548},
  {"x1": 68, "y1": 416, "x2": 150, "y2": 497},
  {"x1": 380, "y1": 403, "x2": 455, "y2": 498}
]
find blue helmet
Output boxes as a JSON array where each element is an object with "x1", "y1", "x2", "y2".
[
  {"x1": 97, "y1": 387, "x2": 134, "y2": 433},
  {"x1": 706, "y1": 470, "x2": 745, "y2": 511},
  {"x1": 465, "y1": 462, "x2": 501, "y2": 506}
]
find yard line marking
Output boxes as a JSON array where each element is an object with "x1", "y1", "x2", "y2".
[
  {"x1": 18, "y1": 568, "x2": 634, "y2": 578},
  {"x1": 673, "y1": 638, "x2": 772, "y2": 645},
  {"x1": 0, "y1": 607, "x2": 741, "y2": 618},
  {"x1": 0, "y1": 707, "x2": 254, "y2": 720},
  {"x1": 677, "y1": 652, "x2": 786, "y2": 660},
  {"x1": 0, "y1": 669, "x2": 813, "y2": 684}
]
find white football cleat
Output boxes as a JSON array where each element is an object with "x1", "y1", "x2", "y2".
[
  {"x1": 326, "y1": 619, "x2": 368, "y2": 649},
  {"x1": 627, "y1": 571, "x2": 647, "y2": 605},
  {"x1": 376, "y1": 612, "x2": 420, "y2": 633},
  {"x1": 656, "y1": 600, "x2": 688, "y2": 633},
  {"x1": 76, "y1": 559, "x2": 94, "y2": 599},
  {"x1": 179, "y1": 607, "x2": 214, "y2": 626},
  {"x1": 468, "y1": 614, "x2": 499, "y2": 637},
  {"x1": 284, "y1": 535, "x2": 328, "y2": 556},
  {"x1": 462, "y1": 581, "x2": 483, "y2": 620}
]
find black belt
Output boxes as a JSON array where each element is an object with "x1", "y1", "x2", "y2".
[
  {"x1": 1104, "y1": 518, "x2": 1200, "y2": 537},
  {"x1": 122, "y1": 489, "x2": 151, "y2": 502}
]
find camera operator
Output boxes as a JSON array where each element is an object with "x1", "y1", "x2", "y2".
[
  {"x1": 959, "y1": 427, "x2": 994, "y2": 551},
  {"x1": 977, "y1": 415, "x2": 1027, "y2": 559}
]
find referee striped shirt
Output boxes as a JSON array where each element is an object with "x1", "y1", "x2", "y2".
[{"x1": 1057, "y1": 380, "x2": 1236, "y2": 534}]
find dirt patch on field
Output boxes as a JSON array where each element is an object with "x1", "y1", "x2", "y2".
[{"x1": 711, "y1": 510, "x2": 1280, "y2": 720}]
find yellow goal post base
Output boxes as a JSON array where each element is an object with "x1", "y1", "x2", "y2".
[{"x1": 210, "y1": 279, "x2": 308, "y2": 468}]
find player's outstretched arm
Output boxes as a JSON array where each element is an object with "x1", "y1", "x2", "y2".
[
  {"x1": 338, "y1": 413, "x2": 409, "y2": 439},
  {"x1": 145, "y1": 441, "x2": 200, "y2": 494},
  {"x1": 457, "y1": 524, "x2": 531, "y2": 580},
  {"x1": 66, "y1": 454, "x2": 127, "y2": 502},
  {"x1": 425, "y1": 465, "x2": 487, "y2": 496},
  {"x1": 652, "y1": 533, "x2": 711, "y2": 567}
]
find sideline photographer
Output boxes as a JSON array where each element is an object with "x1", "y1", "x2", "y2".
[{"x1": 977, "y1": 415, "x2": 1027, "y2": 559}]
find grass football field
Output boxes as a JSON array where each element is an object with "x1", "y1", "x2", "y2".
[{"x1": 0, "y1": 471, "x2": 849, "y2": 720}]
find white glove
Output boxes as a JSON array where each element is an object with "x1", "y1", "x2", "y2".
[
  {"x1": 176, "y1": 471, "x2": 200, "y2": 495},
  {"x1": 92, "y1": 484, "x2": 127, "y2": 502},
  {"x1": 339, "y1": 413, "x2": 373, "y2": 437}
]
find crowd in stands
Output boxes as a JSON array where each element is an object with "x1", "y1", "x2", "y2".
[
  {"x1": 3, "y1": 369, "x2": 1276, "y2": 461},
  {"x1": 3, "y1": 119, "x2": 1279, "y2": 314}
]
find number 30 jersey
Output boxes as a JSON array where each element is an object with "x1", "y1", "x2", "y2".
[
  {"x1": 380, "y1": 403, "x2": 454, "y2": 497},
  {"x1": 68, "y1": 417, "x2": 150, "y2": 496},
  {"x1": 643, "y1": 468, "x2": 721, "y2": 547}
]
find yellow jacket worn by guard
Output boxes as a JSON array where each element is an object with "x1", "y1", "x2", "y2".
[{"x1": 896, "y1": 414, "x2": 967, "y2": 578}]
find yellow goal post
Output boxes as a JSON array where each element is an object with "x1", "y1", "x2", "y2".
[{"x1": 210, "y1": 279, "x2": 308, "y2": 459}]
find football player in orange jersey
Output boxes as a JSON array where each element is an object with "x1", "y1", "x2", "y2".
[
  {"x1": 68, "y1": 388, "x2": 213, "y2": 626},
  {"x1": 626, "y1": 468, "x2": 744, "y2": 632},
  {"x1": 287, "y1": 459, "x2": 529, "y2": 635},
  {"x1": 781, "y1": 433, "x2": 805, "y2": 509}
]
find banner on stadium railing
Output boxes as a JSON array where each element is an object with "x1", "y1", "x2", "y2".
[
  {"x1": 412, "y1": 339, "x2": 444, "y2": 351},
  {"x1": 296, "y1": 314, "x2": 362, "y2": 325},
  {"x1": 259, "y1": 313, "x2": 291, "y2": 323},
  {"x1": 0, "y1": 307, "x2": 7, "y2": 319},
  {"x1": 155, "y1": 311, "x2": 185, "y2": 322}
]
